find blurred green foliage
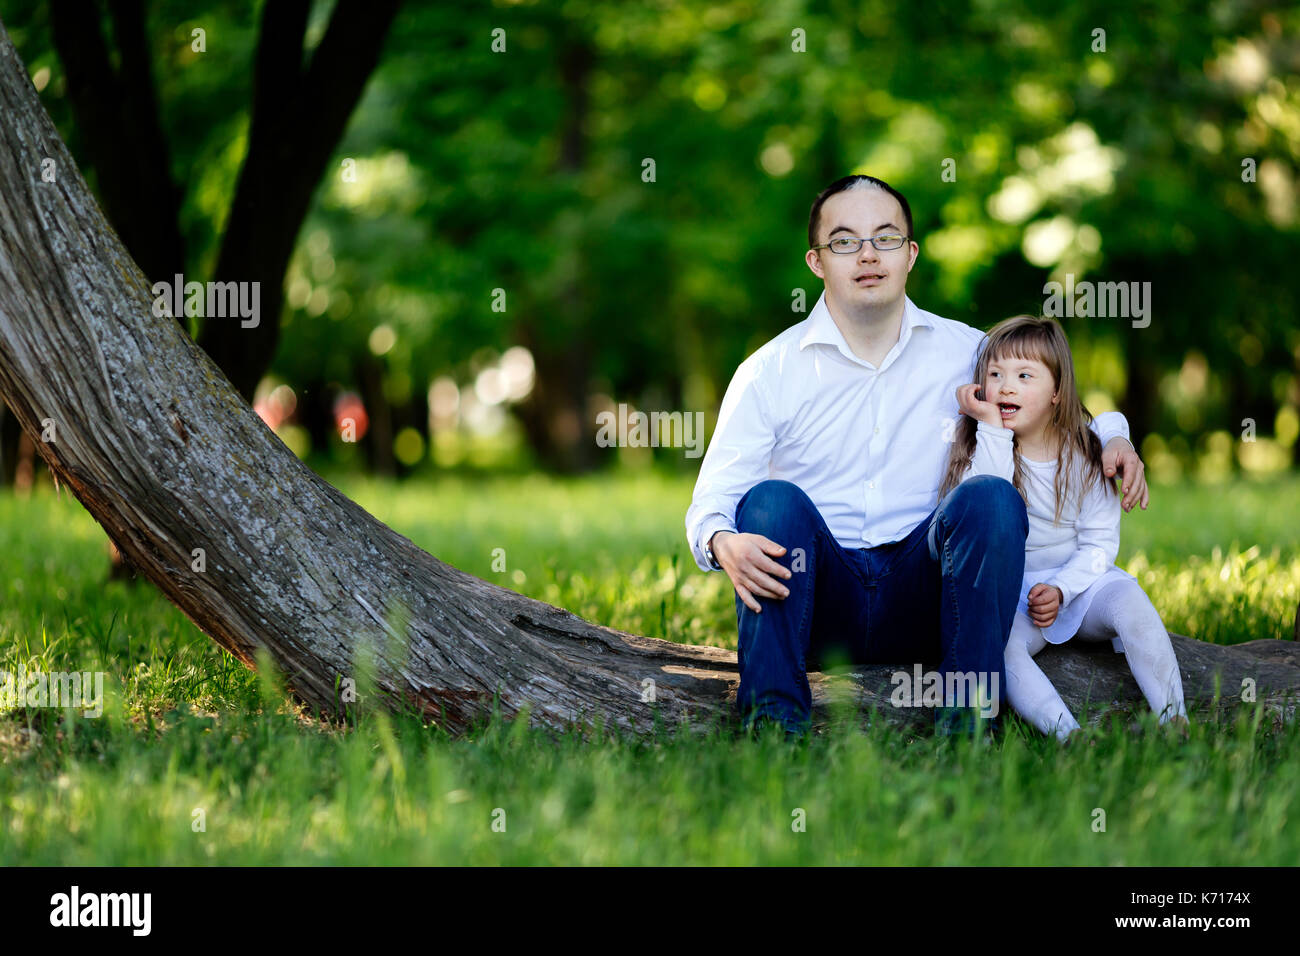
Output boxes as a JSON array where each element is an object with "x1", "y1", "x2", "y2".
[{"x1": 4, "y1": 0, "x2": 1298, "y2": 476}]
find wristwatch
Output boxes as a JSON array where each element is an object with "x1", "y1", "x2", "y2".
[{"x1": 704, "y1": 533, "x2": 724, "y2": 570}]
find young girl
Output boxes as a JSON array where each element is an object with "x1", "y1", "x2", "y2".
[{"x1": 938, "y1": 315, "x2": 1188, "y2": 741}]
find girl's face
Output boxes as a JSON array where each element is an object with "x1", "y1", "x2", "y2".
[{"x1": 983, "y1": 352, "x2": 1059, "y2": 437}]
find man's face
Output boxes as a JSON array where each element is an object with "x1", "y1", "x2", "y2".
[{"x1": 805, "y1": 187, "x2": 918, "y2": 311}]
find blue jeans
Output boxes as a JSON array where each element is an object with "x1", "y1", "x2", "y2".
[{"x1": 732, "y1": 476, "x2": 1028, "y2": 735}]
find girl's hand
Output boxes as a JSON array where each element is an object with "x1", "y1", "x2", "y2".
[
  {"x1": 1028, "y1": 583, "x2": 1062, "y2": 627},
  {"x1": 955, "y1": 383, "x2": 1004, "y2": 429}
]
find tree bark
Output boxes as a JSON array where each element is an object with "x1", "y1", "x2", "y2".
[{"x1": 1, "y1": 23, "x2": 1295, "y2": 739}]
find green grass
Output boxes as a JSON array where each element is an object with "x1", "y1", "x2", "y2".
[{"x1": 1, "y1": 469, "x2": 1297, "y2": 864}]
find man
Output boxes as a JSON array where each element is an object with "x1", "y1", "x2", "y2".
[{"x1": 685, "y1": 174, "x2": 1148, "y2": 737}]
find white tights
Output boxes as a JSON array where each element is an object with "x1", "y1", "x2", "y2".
[{"x1": 1004, "y1": 578, "x2": 1188, "y2": 740}]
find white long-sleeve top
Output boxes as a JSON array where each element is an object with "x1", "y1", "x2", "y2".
[
  {"x1": 960, "y1": 421, "x2": 1122, "y2": 609},
  {"x1": 684, "y1": 291, "x2": 1132, "y2": 572}
]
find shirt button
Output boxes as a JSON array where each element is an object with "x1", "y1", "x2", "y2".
[
  {"x1": 868, "y1": 481, "x2": 875, "y2": 489},
  {"x1": 874, "y1": 427, "x2": 880, "y2": 435}
]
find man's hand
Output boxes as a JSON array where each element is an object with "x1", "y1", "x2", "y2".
[
  {"x1": 1101, "y1": 437, "x2": 1149, "y2": 512},
  {"x1": 955, "y1": 384, "x2": 1003, "y2": 429},
  {"x1": 711, "y1": 530, "x2": 792, "y2": 614},
  {"x1": 1027, "y1": 583, "x2": 1062, "y2": 628}
]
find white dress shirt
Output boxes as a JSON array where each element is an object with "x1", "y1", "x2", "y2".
[{"x1": 685, "y1": 291, "x2": 1131, "y2": 572}]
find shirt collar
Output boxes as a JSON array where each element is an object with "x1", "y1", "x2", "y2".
[{"x1": 799, "y1": 291, "x2": 934, "y2": 360}]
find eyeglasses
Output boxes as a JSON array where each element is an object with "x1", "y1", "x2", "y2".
[{"x1": 811, "y1": 234, "x2": 911, "y2": 254}]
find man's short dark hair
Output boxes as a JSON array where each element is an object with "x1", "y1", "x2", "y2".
[{"x1": 808, "y1": 175, "x2": 914, "y2": 249}]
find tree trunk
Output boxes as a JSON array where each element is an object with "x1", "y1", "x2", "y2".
[
  {"x1": 49, "y1": 0, "x2": 187, "y2": 300},
  {"x1": 196, "y1": 0, "x2": 403, "y2": 403},
  {"x1": 0, "y1": 24, "x2": 1294, "y2": 739},
  {"x1": 512, "y1": 30, "x2": 597, "y2": 474},
  {"x1": 0, "y1": 22, "x2": 739, "y2": 737},
  {"x1": 1123, "y1": 345, "x2": 1157, "y2": 457},
  {"x1": 355, "y1": 354, "x2": 396, "y2": 477},
  {"x1": 0, "y1": 401, "x2": 21, "y2": 484}
]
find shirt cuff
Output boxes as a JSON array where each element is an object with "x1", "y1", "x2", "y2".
[
  {"x1": 1047, "y1": 580, "x2": 1073, "y2": 608},
  {"x1": 1093, "y1": 412, "x2": 1132, "y2": 449},
  {"x1": 697, "y1": 515, "x2": 738, "y2": 571},
  {"x1": 975, "y1": 420, "x2": 1014, "y2": 441},
  {"x1": 1102, "y1": 435, "x2": 1134, "y2": 452}
]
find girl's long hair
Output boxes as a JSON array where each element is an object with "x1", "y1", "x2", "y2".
[{"x1": 937, "y1": 315, "x2": 1116, "y2": 524}]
